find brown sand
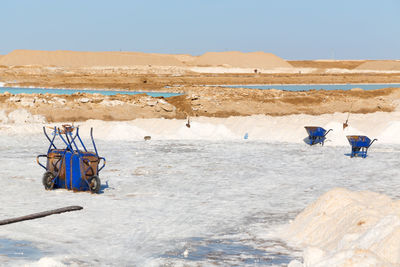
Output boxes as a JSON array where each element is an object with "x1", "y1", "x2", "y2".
[
  {"x1": 356, "y1": 60, "x2": 400, "y2": 71},
  {"x1": 1, "y1": 87, "x2": 399, "y2": 122},
  {"x1": 1, "y1": 66, "x2": 400, "y2": 91},
  {"x1": 166, "y1": 86, "x2": 399, "y2": 118},
  {"x1": 288, "y1": 60, "x2": 366, "y2": 70},
  {"x1": 1, "y1": 49, "x2": 400, "y2": 121},
  {"x1": 0, "y1": 50, "x2": 185, "y2": 67},
  {"x1": 1, "y1": 50, "x2": 400, "y2": 91},
  {"x1": 0, "y1": 50, "x2": 293, "y2": 69},
  {"x1": 189, "y1": 51, "x2": 292, "y2": 69},
  {"x1": 1, "y1": 50, "x2": 400, "y2": 73}
]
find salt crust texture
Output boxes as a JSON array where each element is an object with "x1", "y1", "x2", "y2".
[{"x1": 0, "y1": 110, "x2": 399, "y2": 265}]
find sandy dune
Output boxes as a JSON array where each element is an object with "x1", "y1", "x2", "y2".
[
  {"x1": 288, "y1": 60, "x2": 366, "y2": 70},
  {"x1": 356, "y1": 60, "x2": 400, "y2": 71},
  {"x1": 0, "y1": 50, "x2": 185, "y2": 67},
  {"x1": 189, "y1": 51, "x2": 293, "y2": 69},
  {"x1": 0, "y1": 49, "x2": 400, "y2": 121},
  {"x1": 0, "y1": 50, "x2": 293, "y2": 70},
  {"x1": 1, "y1": 50, "x2": 400, "y2": 75}
]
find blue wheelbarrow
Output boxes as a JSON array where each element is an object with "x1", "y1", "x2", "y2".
[
  {"x1": 304, "y1": 126, "x2": 332, "y2": 146},
  {"x1": 346, "y1": 135, "x2": 377, "y2": 158},
  {"x1": 37, "y1": 125, "x2": 106, "y2": 193}
]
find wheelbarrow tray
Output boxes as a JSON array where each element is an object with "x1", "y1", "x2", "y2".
[
  {"x1": 47, "y1": 150, "x2": 99, "y2": 191},
  {"x1": 46, "y1": 149, "x2": 67, "y2": 175},
  {"x1": 304, "y1": 126, "x2": 332, "y2": 146},
  {"x1": 346, "y1": 135, "x2": 372, "y2": 148},
  {"x1": 304, "y1": 126, "x2": 327, "y2": 137},
  {"x1": 346, "y1": 135, "x2": 377, "y2": 158}
]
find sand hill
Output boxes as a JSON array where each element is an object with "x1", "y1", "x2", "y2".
[
  {"x1": 190, "y1": 51, "x2": 293, "y2": 69},
  {"x1": 0, "y1": 50, "x2": 185, "y2": 67},
  {"x1": 356, "y1": 60, "x2": 400, "y2": 71},
  {"x1": 0, "y1": 50, "x2": 292, "y2": 69}
]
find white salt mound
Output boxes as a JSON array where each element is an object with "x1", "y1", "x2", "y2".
[
  {"x1": 7, "y1": 109, "x2": 46, "y2": 124},
  {"x1": 29, "y1": 257, "x2": 66, "y2": 267},
  {"x1": 285, "y1": 188, "x2": 400, "y2": 266}
]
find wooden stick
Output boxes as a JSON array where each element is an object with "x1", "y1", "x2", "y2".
[{"x1": 0, "y1": 206, "x2": 83, "y2": 226}]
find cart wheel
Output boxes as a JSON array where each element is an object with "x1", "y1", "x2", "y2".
[
  {"x1": 42, "y1": 171, "x2": 55, "y2": 190},
  {"x1": 89, "y1": 175, "x2": 101, "y2": 193}
]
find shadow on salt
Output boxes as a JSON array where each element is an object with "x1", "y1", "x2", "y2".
[
  {"x1": 161, "y1": 237, "x2": 301, "y2": 266},
  {"x1": 0, "y1": 238, "x2": 43, "y2": 260}
]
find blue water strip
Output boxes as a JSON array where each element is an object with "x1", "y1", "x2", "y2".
[{"x1": 0, "y1": 87, "x2": 181, "y2": 97}]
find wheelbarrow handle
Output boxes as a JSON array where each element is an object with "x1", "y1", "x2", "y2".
[
  {"x1": 98, "y1": 157, "x2": 106, "y2": 172},
  {"x1": 36, "y1": 155, "x2": 48, "y2": 170},
  {"x1": 368, "y1": 138, "x2": 378, "y2": 148},
  {"x1": 324, "y1": 129, "x2": 333, "y2": 137}
]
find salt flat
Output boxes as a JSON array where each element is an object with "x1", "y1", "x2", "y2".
[{"x1": 0, "y1": 116, "x2": 399, "y2": 265}]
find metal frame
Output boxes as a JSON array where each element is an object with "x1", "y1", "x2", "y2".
[
  {"x1": 346, "y1": 135, "x2": 377, "y2": 158},
  {"x1": 37, "y1": 125, "x2": 106, "y2": 192},
  {"x1": 304, "y1": 126, "x2": 332, "y2": 146}
]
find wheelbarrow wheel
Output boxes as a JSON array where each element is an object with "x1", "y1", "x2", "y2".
[
  {"x1": 89, "y1": 175, "x2": 101, "y2": 193},
  {"x1": 42, "y1": 171, "x2": 55, "y2": 190}
]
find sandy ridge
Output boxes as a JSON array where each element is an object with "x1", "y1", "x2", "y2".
[
  {"x1": 0, "y1": 50, "x2": 292, "y2": 69},
  {"x1": 0, "y1": 50, "x2": 185, "y2": 67},
  {"x1": 0, "y1": 87, "x2": 398, "y2": 122},
  {"x1": 356, "y1": 60, "x2": 400, "y2": 71},
  {"x1": 188, "y1": 51, "x2": 292, "y2": 69}
]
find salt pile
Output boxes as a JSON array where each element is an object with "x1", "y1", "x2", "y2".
[
  {"x1": 285, "y1": 188, "x2": 400, "y2": 267},
  {"x1": 0, "y1": 109, "x2": 46, "y2": 124},
  {"x1": 1, "y1": 110, "x2": 400, "y2": 146}
]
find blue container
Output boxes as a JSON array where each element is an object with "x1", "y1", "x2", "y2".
[
  {"x1": 37, "y1": 126, "x2": 106, "y2": 193},
  {"x1": 304, "y1": 126, "x2": 332, "y2": 146},
  {"x1": 346, "y1": 135, "x2": 377, "y2": 158}
]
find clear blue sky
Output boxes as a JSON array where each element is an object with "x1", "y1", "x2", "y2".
[{"x1": 1, "y1": 0, "x2": 399, "y2": 59}]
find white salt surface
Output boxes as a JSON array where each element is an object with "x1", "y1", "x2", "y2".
[
  {"x1": 0, "y1": 112, "x2": 399, "y2": 265},
  {"x1": 3, "y1": 110, "x2": 400, "y2": 145}
]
